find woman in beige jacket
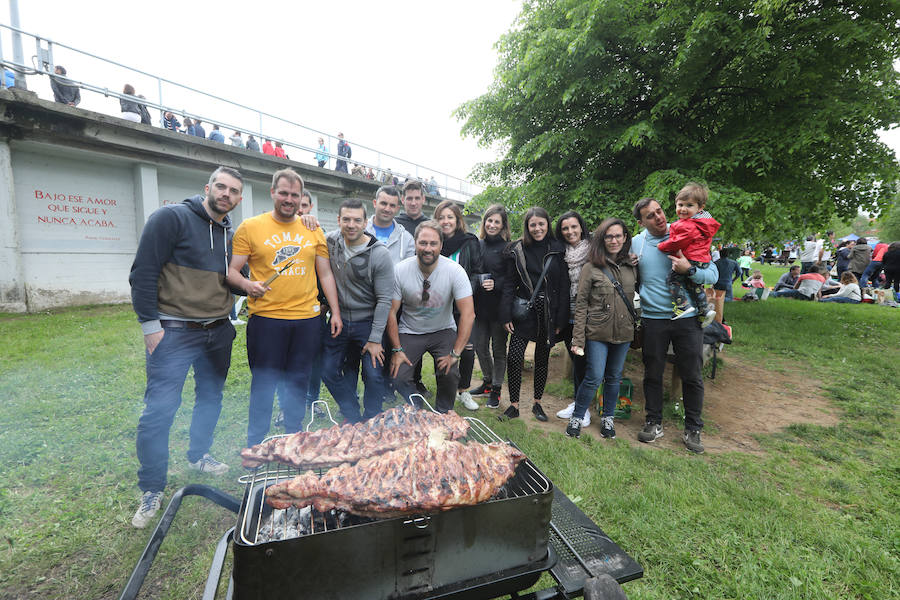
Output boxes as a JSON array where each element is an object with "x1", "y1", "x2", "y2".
[{"x1": 567, "y1": 218, "x2": 638, "y2": 439}]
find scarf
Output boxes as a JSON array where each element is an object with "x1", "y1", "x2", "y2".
[
  {"x1": 442, "y1": 230, "x2": 468, "y2": 258},
  {"x1": 565, "y1": 239, "x2": 590, "y2": 309}
]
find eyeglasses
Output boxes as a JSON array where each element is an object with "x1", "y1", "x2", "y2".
[
  {"x1": 421, "y1": 278, "x2": 431, "y2": 303},
  {"x1": 604, "y1": 233, "x2": 625, "y2": 241}
]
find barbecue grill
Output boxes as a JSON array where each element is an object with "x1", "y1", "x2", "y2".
[{"x1": 121, "y1": 403, "x2": 642, "y2": 600}]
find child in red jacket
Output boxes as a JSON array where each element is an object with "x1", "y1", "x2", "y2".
[{"x1": 657, "y1": 183, "x2": 721, "y2": 326}]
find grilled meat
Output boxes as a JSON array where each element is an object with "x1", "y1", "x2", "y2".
[
  {"x1": 264, "y1": 435, "x2": 526, "y2": 518},
  {"x1": 241, "y1": 406, "x2": 470, "y2": 469}
]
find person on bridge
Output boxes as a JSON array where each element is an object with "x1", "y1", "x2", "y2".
[
  {"x1": 120, "y1": 84, "x2": 143, "y2": 123},
  {"x1": 208, "y1": 124, "x2": 225, "y2": 143},
  {"x1": 315, "y1": 137, "x2": 328, "y2": 167},
  {"x1": 336, "y1": 132, "x2": 351, "y2": 173},
  {"x1": 246, "y1": 135, "x2": 260, "y2": 152},
  {"x1": 227, "y1": 168, "x2": 342, "y2": 447},
  {"x1": 50, "y1": 65, "x2": 81, "y2": 106},
  {"x1": 128, "y1": 166, "x2": 244, "y2": 528}
]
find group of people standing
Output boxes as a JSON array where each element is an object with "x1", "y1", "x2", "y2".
[{"x1": 128, "y1": 167, "x2": 718, "y2": 529}]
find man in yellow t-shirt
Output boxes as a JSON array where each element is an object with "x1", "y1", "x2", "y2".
[{"x1": 228, "y1": 169, "x2": 342, "y2": 446}]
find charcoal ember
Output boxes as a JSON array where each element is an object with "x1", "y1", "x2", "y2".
[
  {"x1": 264, "y1": 436, "x2": 525, "y2": 518},
  {"x1": 241, "y1": 405, "x2": 470, "y2": 469}
]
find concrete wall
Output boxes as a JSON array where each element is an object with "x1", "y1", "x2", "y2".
[{"x1": 0, "y1": 88, "x2": 461, "y2": 313}]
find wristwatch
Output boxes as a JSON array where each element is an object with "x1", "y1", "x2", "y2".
[
  {"x1": 687, "y1": 266, "x2": 697, "y2": 277},
  {"x1": 449, "y1": 349, "x2": 461, "y2": 359}
]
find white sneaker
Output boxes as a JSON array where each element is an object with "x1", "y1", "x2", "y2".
[
  {"x1": 458, "y1": 391, "x2": 479, "y2": 410},
  {"x1": 230, "y1": 318, "x2": 246, "y2": 325},
  {"x1": 188, "y1": 453, "x2": 230, "y2": 475},
  {"x1": 672, "y1": 306, "x2": 696, "y2": 320},
  {"x1": 132, "y1": 490, "x2": 163, "y2": 529},
  {"x1": 701, "y1": 309, "x2": 717, "y2": 328},
  {"x1": 556, "y1": 402, "x2": 576, "y2": 419},
  {"x1": 581, "y1": 411, "x2": 591, "y2": 428}
]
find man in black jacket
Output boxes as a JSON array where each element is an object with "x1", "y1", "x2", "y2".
[{"x1": 128, "y1": 166, "x2": 243, "y2": 528}]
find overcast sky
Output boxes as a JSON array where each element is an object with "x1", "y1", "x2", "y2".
[
  {"x1": 2, "y1": 0, "x2": 522, "y2": 192},
  {"x1": 3, "y1": 0, "x2": 899, "y2": 195}
]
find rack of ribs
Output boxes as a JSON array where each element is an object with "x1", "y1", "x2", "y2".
[
  {"x1": 264, "y1": 434, "x2": 526, "y2": 518},
  {"x1": 241, "y1": 406, "x2": 471, "y2": 469}
]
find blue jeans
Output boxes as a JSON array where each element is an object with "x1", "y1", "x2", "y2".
[
  {"x1": 771, "y1": 289, "x2": 812, "y2": 300},
  {"x1": 136, "y1": 322, "x2": 235, "y2": 492},
  {"x1": 572, "y1": 341, "x2": 631, "y2": 420},
  {"x1": 275, "y1": 315, "x2": 326, "y2": 419},
  {"x1": 246, "y1": 315, "x2": 321, "y2": 446},
  {"x1": 859, "y1": 261, "x2": 882, "y2": 288},
  {"x1": 321, "y1": 318, "x2": 388, "y2": 423},
  {"x1": 820, "y1": 296, "x2": 859, "y2": 303}
]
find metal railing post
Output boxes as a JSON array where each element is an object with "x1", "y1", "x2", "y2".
[{"x1": 9, "y1": 0, "x2": 27, "y2": 89}]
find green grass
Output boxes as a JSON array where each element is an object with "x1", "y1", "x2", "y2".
[{"x1": 1, "y1": 300, "x2": 898, "y2": 599}]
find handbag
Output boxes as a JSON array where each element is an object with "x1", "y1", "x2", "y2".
[
  {"x1": 511, "y1": 256, "x2": 554, "y2": 322},
  {"x1": 600, "y1": 265, "x2": 642, "y2": 349}
]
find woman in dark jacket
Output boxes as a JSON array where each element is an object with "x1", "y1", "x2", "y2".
[
  {"x1": 848, "y1": 238, "x2": 872, "y2": 280},
  {"x1": 468, "y1": 204, "x2": 511, "y2": 409},
  {"x1": 881, "y1": 241, "x2": 900, "y2": 295},
  {"x1": 434, "y1": 200, "x2": 483, "y2": 411},
  {"x1": 567, "y1": 218, "x2": 637, "y2": 439},
  {"x1": 553, "y1": 210, "x2": 591, "y2": 425},
  {"x1": 498, "y1": 207, "x2": 570, "y2": 422},
  {"x1": 120, "y1": 84, "x2": 142, "y2": 122}
]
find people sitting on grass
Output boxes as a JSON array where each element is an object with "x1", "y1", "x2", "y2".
[
  {"x1": 742, "y1": 269, "x2": 765, "y2": 290},
  {"x1": 774, "y1": 265, "x2": 801, "y2": 292},
  {"x1": 819, "y1": 272, "x2": 861, "y2": 304},
  {"x1": 771, "y1": 264, "x2": 826, "y2": 300}
]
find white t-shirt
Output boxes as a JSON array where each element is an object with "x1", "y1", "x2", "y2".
[{"x1": 393, "y1": 255, "x2": 472, "y2": 334}]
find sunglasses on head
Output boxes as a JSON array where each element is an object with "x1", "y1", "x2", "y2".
[{"x1": 422, "y1": 278, "x2": 431, "y2": 303}]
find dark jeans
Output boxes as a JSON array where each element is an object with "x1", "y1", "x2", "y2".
[
  {"x1": 393, "y1": 329, "x2": 460, "y2": 412},
  {"x1": 275, "y1": 314, "x2": 325, "y2": 417},
  {"x1": 667, "y1": 261, "x2": 711, "y2": 313},
  {"x1": 859, "y1": 261, "x2": 882, "y2": 288},
  {"x1": 246, "y1": 315, "x2": 321, "y2": 446},
  {"x1": 322, "y1": 318, "x2": 388, "y2": 423},
  {"x1": 800, "y1": 261, "x2": 815, "y2": 274},
  {"x1": 573, "y1": 340, "x2": 630, "y2": 420},
  {"x1": 641, "y1": 317, "x2": 704, "y2": 431},
  {"x1": 771, "y1": 289, "x2": 813, "y2": 300},
  {"x1": 561, "y1": 322, "x2": 587, "y2": 399},
  {"x1": 136, "y1": 321, "x2": 235, "y2": 492},
  {"x1": 335, "y1": 160, "x2": 348, "y2": 173},
  {"x1": 883, "y1": 269, "x2": 900, "y2": 293},
  {"x1": 820, "y1": 296, "x2": 859, "y2": 303}
]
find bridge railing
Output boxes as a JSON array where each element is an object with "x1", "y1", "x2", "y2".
[{"x1": 0, "y1": 22, "x2": 482, "y2": 202}]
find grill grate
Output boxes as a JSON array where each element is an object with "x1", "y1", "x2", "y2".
[{"x1": 236, "y1": 414, "x2": 550, "y2": 546}]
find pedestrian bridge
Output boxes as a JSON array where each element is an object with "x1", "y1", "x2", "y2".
[{"x1": 0, "y1": 89, "x2": 463, "y2": 312}]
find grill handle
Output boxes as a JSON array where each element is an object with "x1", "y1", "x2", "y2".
[{"x1": 119, "y1": 484, "x2": 240, "y2": 600}]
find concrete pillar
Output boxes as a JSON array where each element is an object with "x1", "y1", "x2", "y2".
[
  {"x1": 133, "y1": 163, "x2": 159, "y2": 234},
  {"x1": 239, "y1": 182, "x2": 254, "y2": 225},
  {"x1": 0, "y1": 141, "x2": 27, "y2": 312}
]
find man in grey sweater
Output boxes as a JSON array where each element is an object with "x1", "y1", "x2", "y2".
[{"x1": 322, "y1": 198, "x2": 395, "y2": 422}]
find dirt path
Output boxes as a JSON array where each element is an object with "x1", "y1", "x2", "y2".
[{"x1": 484, "y1": 347, "x2": 838, "y2": 454}]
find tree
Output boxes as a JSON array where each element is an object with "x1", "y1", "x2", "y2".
[
  {"x1": 877, "y1": 201, "x2": 900, "y2": 241},
  {"x1": 457, "y1": 0, "x2": 900, "y2": 243}
]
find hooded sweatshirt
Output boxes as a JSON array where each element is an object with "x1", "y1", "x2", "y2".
[
  {"x1": 365, "y1": 217, "x2": 414, "y2": 264},
  {"x1": 129, "y1": 195, "x2": 235, "y2": 335},
  {"x1": 325, "y1": 231, "x2": 394, "y2": 343}
]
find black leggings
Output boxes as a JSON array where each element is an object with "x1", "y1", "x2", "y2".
[
  {"x1": 883, "y1": 269, "x2": 900, "y2": 293},
  {"x1": 506, "y1": 301, "x2": 551, "y2": 405}
]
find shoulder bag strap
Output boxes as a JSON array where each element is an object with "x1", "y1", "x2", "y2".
[
  {"x1": 528, "y1": 254, "x2": 555, "y2": 305},
  {"x1": 600, "y1": 264, "x2": 638, "y2": 322}
]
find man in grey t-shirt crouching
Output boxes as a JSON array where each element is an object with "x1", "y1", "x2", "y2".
[{"x1": 387, "y1": 220, "x2": 475, "y2": 412}]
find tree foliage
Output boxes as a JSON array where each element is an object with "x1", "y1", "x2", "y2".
[
  {"x1": 877, "y1": 200, "x2": 900, "y2": 241},
  {"x1": 457, "y1": 0, "x2": 900, "y2": 242}
]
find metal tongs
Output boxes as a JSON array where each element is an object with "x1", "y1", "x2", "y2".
[{"x1": 263, "y1": 260, "x2": 295, "y2": 286}]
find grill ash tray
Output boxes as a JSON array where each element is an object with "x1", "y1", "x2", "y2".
[{"x1": 232, "y1": 418, "x2": 553, "y2": 600}]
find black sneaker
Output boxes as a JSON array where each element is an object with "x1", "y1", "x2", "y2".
[
  {"x1": 683, "y1": 429, "x2": 705, "y2": 453},
  {"x1": 637, "y1": 421, "x2": 663, "y2": 443},
  {"x1": 468, "y1": 381, "x2": 492, "y2": 397},
  {"x1": 415, "y1": 381, "x2": 433, "y2": 400},
  {"x1": 486, "y1": 389, "x2": 501, "y2": 409},
  {"x1": 565, "y1": 417, "x2": 581, "y2": 438},
  {"x1": 532, "y1": 403, "x2": 548, "y2": 422},
  {"x1": 600, "y1": 416, "x2": 616, "y2": 439},
  {"x1": 498, "y1": 405, "x2": 519, "y2": 421}
]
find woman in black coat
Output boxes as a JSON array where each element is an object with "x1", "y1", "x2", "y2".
[
  {"x1": 498, "y1": 207, "x2": 570, "y2": 421},
  {"x1": 434, "y1": 200, "x2": 483, "y2": 411},
  {"x1": 468, "y1": 204, "x2": 511, "y2": 409}
]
